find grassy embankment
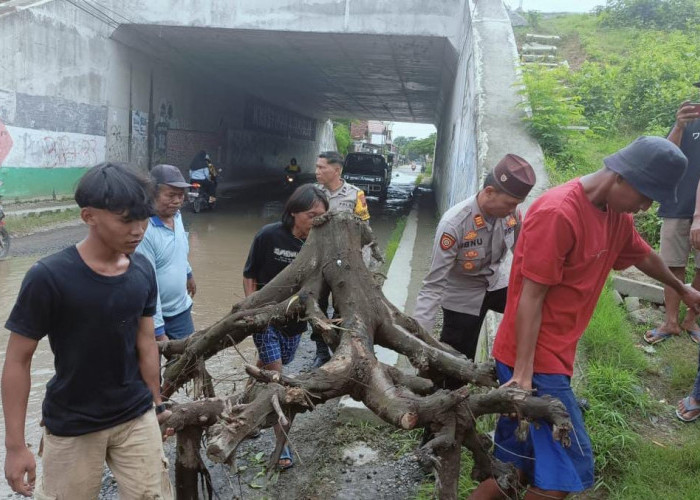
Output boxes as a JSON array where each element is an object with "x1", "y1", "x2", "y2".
[
  {"x1": 514, "y1": 11, "x2": 700, "y2": 498},
  {"x1": 414, "y1": 10, "x2": 700, "y2": 498}
]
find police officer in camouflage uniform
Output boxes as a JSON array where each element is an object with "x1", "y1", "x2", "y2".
[
  {"x1": 413, "y1": 154, "x2": 536, "y2": 360},
  {"x1": 312, "y1": 151, "x2": 371, "y2": 367}
]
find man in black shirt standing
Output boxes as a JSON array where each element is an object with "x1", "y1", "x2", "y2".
[
  {"x1": 243, "y1": 184, "x2": 328, "y2": 469},
  {"x1": 2, "y1": 163, "x2": 172, "y2": 499}
]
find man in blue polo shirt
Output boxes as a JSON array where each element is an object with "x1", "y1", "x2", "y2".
[{"x1": 137, "y1": 164, "x2": 197, "y2": 340}]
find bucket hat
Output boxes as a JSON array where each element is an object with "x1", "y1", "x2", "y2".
[{"x1": 603, "y1": 136, "x2": 687, "y2": 205}]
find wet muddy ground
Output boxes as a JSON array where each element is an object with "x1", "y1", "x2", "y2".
[{"x1": 0, "y1": 167, "x2": 421, "y2": 498}]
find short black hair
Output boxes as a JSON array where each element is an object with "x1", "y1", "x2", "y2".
[
  {"x1": 281, "y1": 184, "x2": 329, "y2": 230},
  {"x1": 290, "y1": 158, "x2": 297, "y2": 165},
  {"x1": 74, "y1": 162, "x2": 154, "y2": 220},
  {"x1": 319, "y1": 151, "x2": 344, "y2": 166},
  {"x1": 483, "y1": 172, "x2": 502, "y2": 191}
]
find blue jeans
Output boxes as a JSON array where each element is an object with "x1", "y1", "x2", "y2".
[
  {"x1": 692, "y1": 347, "x2": 700, "y2": 401},
  {"x1": 493, "y1": 361, "x2": 594, "y2": 492}
]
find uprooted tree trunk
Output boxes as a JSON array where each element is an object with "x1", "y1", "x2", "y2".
[{"x1": 158, "y1": 212, "x2": 572, "y2": 500}]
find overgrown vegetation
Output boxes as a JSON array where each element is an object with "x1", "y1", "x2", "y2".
[
  {"x1": 394, "y1": 133, "x2": 437, "y2": 162},
  {"x1": 508, "y1": 3, "x2": 700, "y2": 495},
  {"x1": 516, "y1": 4, "x2": 700, "y2": 248},
  {"x1": 333, "y1": 120, "x2": 352, "y2": 156}
]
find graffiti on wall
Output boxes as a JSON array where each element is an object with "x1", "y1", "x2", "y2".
[
  {"x1": 0, "y1": 119, "x2": 13, "y2": 166},
  {"x1": 107, "y1": 124, "x2": 128, "y2": 161},
  {"x1": 244, "y1": 96, "x2": 317, "y2": 141},
  {"x1": 4, "y1": 126, "x2": 106, "y2": 168},
  {"x1": 153, "y1": 101, "x2": 174, "y2": 164},
  {"x1": 130, "y1": 110, "x2": 149, "y2": 169},
  {"x1": 14, "y1": 93, "x2": 107, "y2": 136}
]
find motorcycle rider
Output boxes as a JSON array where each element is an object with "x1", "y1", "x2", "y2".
[
  {"x1": 285, "y1": 158, "x2": 301, "y2": 175},
  {"x1": 189, "y1": 150, "x2": 216, "y2": 204}
]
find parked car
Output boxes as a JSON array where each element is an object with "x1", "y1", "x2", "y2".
[{"x1": 342, "y1": 153, "x2": 392, "y2": 200}]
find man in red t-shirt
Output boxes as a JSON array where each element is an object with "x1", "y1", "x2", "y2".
[{"x1": 470, "y1": 136, "x2": 700, "y2": 500}]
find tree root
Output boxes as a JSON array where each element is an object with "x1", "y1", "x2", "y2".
[{"x1": 157, "y1": 213, "x2": 574, "y2": 499}]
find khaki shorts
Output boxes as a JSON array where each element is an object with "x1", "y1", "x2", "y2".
[
  {"x1": 35, "y1": 409, "x2": 172, "y2": 500},
  {"x1": 660, "y1": 218, "x2": 700, "y2": 268}
]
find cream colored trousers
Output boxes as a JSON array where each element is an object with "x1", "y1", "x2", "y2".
[{"x1": 35, "y1": 409, "x2": 172, "y2": 500}]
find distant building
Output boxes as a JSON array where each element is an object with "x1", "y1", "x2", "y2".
[{"x1": 349, "y1": 120, "x2": 395, "y2": 154}]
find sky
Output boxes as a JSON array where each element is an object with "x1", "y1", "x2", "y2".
[
  {"x1": 503, "y1": 0, "x2": 605, "y2": 12},
  {"x1": 390, "y1": 122, "x2": 436, "y2": 140}
]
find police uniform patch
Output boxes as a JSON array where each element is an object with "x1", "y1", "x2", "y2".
[
  {"x1": 463, "y1": 261, "x2": 475, "y2": 271},
  {"x1": 440, "y1": 232, "x2": 456, "y2": 251},
  {"x1": 464, "y1": 231, "x2": 478, "y2": 241},
  {"x1": 474, "y1": 215, "x2": 486, "y2": 229},
  {"x1": 507, "y1": 215, "x2": 517, "y2": 227},
  {"x1": 357, "y1": 192, "x2": 367, "y2": 208},
  {"x1": 465, "y1": 250, "x2": 479, "y2": 259}
]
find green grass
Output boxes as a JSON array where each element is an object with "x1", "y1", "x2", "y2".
[
  {"x1": 414, "y1": 174, "x2": 424, "y2": 186},
  {"x1": 384, "y1": 215, "x2": 408, "y2": 267},
  {"x1": 5, "y1": 208, "x2": 81, "y2": 236},
  {"x1": 610, "y1": 434, "x2": 700, "y2": 500},
  {"x1": 415, "y1": 449, "x2": 478, "y2": 500}
]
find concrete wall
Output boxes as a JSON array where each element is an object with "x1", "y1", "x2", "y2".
[
  {"x1": 108, "y1": 0, "x2": 462, "y2": 37},
  {"x1": 432, "y1": 1, "x2": 479, "y2": 214},
  {"x1": 432, "y1": 0, "x2": 547, "y2": 215},
  {"x1": 0, "y1": 1, "x2": 216, "y2": 199},
  {"x1": 0, "y1": 0, "x2": 341, "y2": 200}
]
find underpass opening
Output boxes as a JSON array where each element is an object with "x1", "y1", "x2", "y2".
[{"x1": 109, "y1": 25, "x2": 452, "y2": 192}]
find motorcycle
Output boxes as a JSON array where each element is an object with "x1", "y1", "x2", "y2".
[
  {"x1": 187, "y1": 182, "x2": 215, "y2": 213},
  {"x1": 283, "y1": 171, "x2": 300, "y2": 192},
  {"x1": 0, "y1": 182, "x2": 9, "y2": 259}
]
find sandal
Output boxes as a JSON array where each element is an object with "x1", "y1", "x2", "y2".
[
  {"x1": 686, "y1": 328, "x2": 700, "y2": 345},
  {"x1": 676, "y1": 396, "x2": 700, "y2": 423},
  {"x1": 643, "y1": 328, "x2": 676, "y2": 345},
  {"x1": 278, "y1": 445, "x2": 294, "y2": 470}
]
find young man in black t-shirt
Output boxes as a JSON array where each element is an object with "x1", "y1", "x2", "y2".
[
  {"x1": 2, "y1": 163, "x2": 172, "y2": 499},
  {"x1": 243, "y1": 184, "x2": 328, "y2": 469}
]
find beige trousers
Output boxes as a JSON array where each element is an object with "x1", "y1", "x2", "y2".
[{"x1": 35, "y1": 409, "x2": 172, "y2": 500}]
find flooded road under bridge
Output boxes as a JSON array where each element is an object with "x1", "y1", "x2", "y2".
[{"x1": 0, "y1": 166, "x2": 421, "y2": 492}]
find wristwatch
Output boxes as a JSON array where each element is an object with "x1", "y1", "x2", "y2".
[{"x1": 155, "y1": 403, "x2": 167, "y2": 415}]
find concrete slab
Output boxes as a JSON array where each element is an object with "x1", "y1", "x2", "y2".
[{"x1": 612, "y1": 276, "x2": 665, "y2": 305}]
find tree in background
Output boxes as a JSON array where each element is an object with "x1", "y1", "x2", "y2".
[
  {"x1": 599, "y1": 0, "x2": 700, "y2": 30},
  {"x1": 394, "y1": 133, "x2": 436, "y2": 161},
  {"x1": 333, "y1": 120, "x2": 352, "y2": 156}
]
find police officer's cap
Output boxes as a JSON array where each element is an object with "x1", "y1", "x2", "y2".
[{"x1": 492, "y1": 154, "x2": 536, "y2": 199}]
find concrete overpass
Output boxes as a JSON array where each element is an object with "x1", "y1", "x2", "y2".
[{"x1": 0, "y1": 0, "x2": 545, "y2": 212}]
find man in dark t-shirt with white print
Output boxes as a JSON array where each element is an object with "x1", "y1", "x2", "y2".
[
  {"x1": 2, "y1": 163, "x2": 172, "y2": 499},
  {"x1": 243, "y1": 184, "x2": 328, "y2": 470}
]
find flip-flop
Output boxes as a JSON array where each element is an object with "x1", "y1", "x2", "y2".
[
  {"x1": 643, "y1": 328, "x2": 675, "y2": 345},
  {"x1": 675, "y1": 396, "x2": 700, "y2": 423},
  {"x1": 686, "y1": 328, "x2": 700, "y2": 345},
  {"x1": 278, "y1": 445, "x2": 294, "y2": 470}
]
